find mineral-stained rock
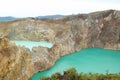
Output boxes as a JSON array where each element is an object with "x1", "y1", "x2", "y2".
[{"x1": 0, "y1": 10, "x2": 120, "y2": 80}]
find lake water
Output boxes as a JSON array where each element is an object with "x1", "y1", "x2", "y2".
[
  {"x1": 31, "y1": 48, "x2": 120, "y2": 80},
  {"x1": 11, "y1": 41, "x2": 53, "y2": 50}
]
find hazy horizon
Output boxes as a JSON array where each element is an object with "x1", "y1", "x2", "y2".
[{"x1": 0, "y1": 0, "x2": 119, "y2": 17}]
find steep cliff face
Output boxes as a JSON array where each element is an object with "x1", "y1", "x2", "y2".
[
  {"x1": 0, "y1": 37, "x2": 35, "y2": 80},
  {"x1": 66, "y1": 10, "x2": 120, "y2": 50},
  {"x1": 0, "y1": 10, "x2": 120, "y2": 80}
]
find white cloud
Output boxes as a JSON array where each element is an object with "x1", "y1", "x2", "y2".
[{"x1": 0, "y1": 0, "x2": 119, "y2": 17}]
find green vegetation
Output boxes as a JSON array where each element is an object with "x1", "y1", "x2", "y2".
[{"x1": 40, "y1": 68, "x2": 120, "y2": 80}]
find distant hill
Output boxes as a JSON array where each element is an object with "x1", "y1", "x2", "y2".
[
  {"x1": 36, "y1": 15, "x2": 63, "y2": 19},
  {"x1": 0, "y1": 15, "x2": 63, "y2": 22},
  {"x1": 0, "y1": 16, "x2": 18, "y2": 22}
]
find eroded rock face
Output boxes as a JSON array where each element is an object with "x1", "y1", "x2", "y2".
[
  {"x1": 0, "y1": 37, "x2": 35, "y2": 80},
  {"x1": 0, "y1": 10, "x2": 120, "y2": 80},
  {"x1": 85, "y1": 10, "x2": 120, "y2": 50}
]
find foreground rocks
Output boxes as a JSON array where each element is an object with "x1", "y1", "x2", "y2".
[
  {"x1": 0, "y1": 10, "x2": 120, "y2": 80},
  {"x1": 0, "y1": 37, "x2": 35, "y2": 80}
]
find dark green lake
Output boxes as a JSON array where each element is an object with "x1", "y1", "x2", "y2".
[{"x1": 31, "y1": 48, "x2": 120, "y2": 80}]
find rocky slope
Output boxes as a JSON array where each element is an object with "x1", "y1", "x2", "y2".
[
  {"x1": 0, "y1": 10, "x2": 120, "y2": 80},
  {"x1": 0, "y1": 37, "x2": 35, "y2": 80}
]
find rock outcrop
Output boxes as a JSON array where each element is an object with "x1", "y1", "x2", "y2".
[
  {"x1": 0, "y1": 37, "x2": 35, "y2": 80},
  {"x1": 0, "y1": 10, "x2": 120, "y2": 80}
]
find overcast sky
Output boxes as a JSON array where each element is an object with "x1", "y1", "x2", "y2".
[{"x1": 0, "y1": 0, "x2": 119, "y2": 17}]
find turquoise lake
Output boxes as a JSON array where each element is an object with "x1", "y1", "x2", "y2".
[
  {"x1": 11, "y1": 41, "x2": 53, "y2": 50},
  {"x1": 31, "y1": 48, "x2": 120, "y2": 80}
]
